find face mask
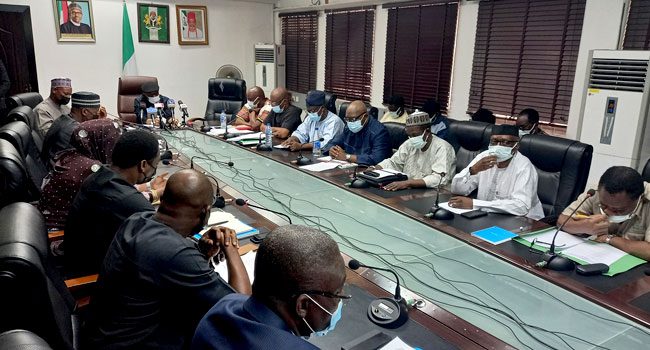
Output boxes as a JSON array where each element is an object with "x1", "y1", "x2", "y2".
[
  {"x1": 347, "y1": 120, "x2": 363, "y2": 133},
  {"x1": 59, "y1": 95, "x2": 71, "y2": 105},
  {"x1": 246, "y1": 100, "x2": 256, "y2": 109},
  {"x1": 272, "y1": 105, "x2": 284, "y2": 114},
  {"x1": 488, "y1": 145, "x2": 515, "y2": 162},
  {"x1": 139, "y1": 161, "x2": 157, "y2": 184},
  {"x1": 409, "y1": 131, "x2": 427, "y2": 150},
  {"x1": 302, "y1": 295, "x2": 343, "y2": 337},
  {"x1": 599, "y1": 199, "x2": 639, "y2": 223},
  {"x1": 518, "y1": 124, "x2": 536, "y2": 137},
  {"x1": 148, "y1": 95, "x2": 160, "y2": 104},
  {"x1": 308, "y1": 112, "x2": 321, "y2": 122}
]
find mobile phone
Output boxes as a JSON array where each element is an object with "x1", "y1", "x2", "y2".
[{"x1": 461, "y1": 210, "x2": 488, "y2": 219}]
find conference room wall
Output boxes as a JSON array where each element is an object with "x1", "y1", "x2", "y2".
[
  {"x1": 274, "y1": 0, "x2": 630, "y2": 138},
  {"x1": 2, "y1": 0, "x2": 274, "y2": 117}
]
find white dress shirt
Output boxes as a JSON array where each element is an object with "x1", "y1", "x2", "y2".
[{"x1": 291, "y1": 111, "x2": 345, "y2": 151}]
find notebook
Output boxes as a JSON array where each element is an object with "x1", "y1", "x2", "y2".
[{"x1": 471, "y1": 226, "x2": 517, "y2": 245}]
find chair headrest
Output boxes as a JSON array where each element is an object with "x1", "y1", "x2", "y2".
[
  {"x1": 0, "y1": 140, "x2": 33, "y2": 208},
  {"x1": 518, "y1": 134, "x2": 580, "y2": 172},
  {"x1": 448, "y1": 121, "x2": 491, "y2": 151},
  {"x1": 324, "y1": 92, "x2": 337, "y2": 114},
  {"x1": 8, "y1": 92, "x2": 44, "y2": 110},
  {"x1": 0, "y1": 121, "x2": 32, "y2": 157},
  {"x1": 208, "y1": 78, "x2": 246, "y2": 101},
  {"x1": 118, "y1": 76, "x2": 158, "y2": 95},
  {"x1": 0, "y1": 202, "x2": 47, "y2": 261},
  {"x1": 0, "y1": 330, "x2": 53, "y2": 350},
  {"x1": 2, "y1": 106, "x2": 33, "y2": 128}
]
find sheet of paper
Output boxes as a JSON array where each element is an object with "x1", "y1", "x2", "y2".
[
  {"x1": 518, "y1": 229, "x2": 586, "y2": 251},
  {"x1": 214, "y1": 251, "x2": 257, "y2": 284},
  {"x1": 562, "y1": 241, "x2": 627, "y2": 265},
  {"x1": 227, "y1": 132, "x2": 264, "y2": 142},
  {"x1": 317, "y1": 156, "x2": 332, "y2": 161},
  {"x1": 207, "y1": 211, "x2": 236, "y2": 225},
  {"x1": 273, "y1": 144, "x2": 290, "y2": 149},
  {"x1": 299, "y1": 161, "x2": 342, "y2": 172},
  {"x1": 439, "y1": 202, "x2": 473, "y2": 215},
  {"x1": 380, "y1": 337, "x2": 417, "y2": 350},
  {"x1": 207, "y1": 128, "x2": 226, "y2": 135}
]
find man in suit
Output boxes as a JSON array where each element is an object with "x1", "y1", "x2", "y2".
[
  {"x1": 133, "y1": 81, "x2": 172, "y2": 124},
  {"x1": 60, "y1": 2, "x2": 92, "y2": 35}
]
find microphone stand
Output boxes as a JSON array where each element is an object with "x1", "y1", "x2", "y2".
[
  {"x1": 235, "y1": 199, "x2": 292, "y2": 224},
  {"x1": 428, "y1": 172, "x2": 453, "y2": 220},
  {"x1": 539, "y1": 189, "x2": 595, "y2": 271},
  {"x1": 223, "y1": 117, "x2": 238, "y2": 140},
  {"x1": 349, "y1": 164, "x2": 369, "y2": 188},
  {"x1": 189, "y1": 155, "x2": 234, "y2": 169},
  {"x1": 295, "y1": 138, "x2": 323, "y2": 166},
  {"x1": 256, "y1": 131, "x2": 272, "y2": 152}
]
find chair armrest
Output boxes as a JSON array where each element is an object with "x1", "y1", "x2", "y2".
[
  {"x1": 48, "y1": 230, "x2": 64, "y2": 243},
  {"x1": 65, "y1": 274, "x2": 98, "y2": 293}
]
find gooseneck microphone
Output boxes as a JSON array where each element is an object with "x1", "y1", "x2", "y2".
[
  {"x1": 538, "y1": 188, "x2": 596, "y2": 271},
  {"x1": 296, "y1": 138, "x2": 324, "y2": 166},
  {"x1": 348, "y1": 259, "x2": 408, "y2": 328},
  {"x1": 178, "y1": 100, "x2": 189, "y2": 126},
  {"x1": 234, "y1": 198, "x2": 292, "y2": 224},
  {"x1": 427, "y1": 172, "x2": 453, "y2": 220},
  {"x1": 256, "y1": 131, "x2": 272, "y2": 152},
  {"x1": 189, "y1": 156, "x2": 234, "y2": 169},
  {"x1": 201, "y1": 172, "x2": 227, "y2": 208},
  {"x1": 349, "y1": 164, "x2": 369, "y2": 189}
]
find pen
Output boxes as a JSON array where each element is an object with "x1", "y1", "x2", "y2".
[
  {"x1": 573, "y1": 212, "x2": 590, "y2": 219},
  {"x1": 207, "y1": 220, "x2": 229, "y2": 228}
]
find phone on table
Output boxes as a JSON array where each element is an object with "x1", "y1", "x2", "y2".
[{"x1": 461, "y1": 210, "x2": 488, "y2": 219}]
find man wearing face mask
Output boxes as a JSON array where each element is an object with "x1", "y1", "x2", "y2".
[
  {"x1": 423, "y1": 99, "x2": 450, "y2": 141},
  {"x1": 380, "y1": 95, "x2": 408, "y2": 124},
  {"x1": 134, "y1": 81, "x2": 172, "y2": 124},
  {"x1": 257, "y1": 87, "x2": 302, "y2": 139},
  {"x1": 234, "y1": 86, "x2": 272, "y2": 129},
  {"x1": 85, "y1": 170, "x2": 251, "y2": 350},
  {"x1": 449, "y1": 125, "x2": 544, "y2": 219},
  {"x1": 42, "y1": 91, "x2": 106, "y2": 169},
  {"x1": 516, "y1": 108, "x2": 546, "y2": 136},
  {"x1": 33, "y1": 77, "x2": 72, "y2": 139},
  {"x1": 64, "y1": 130, "x2": 161, "y2": 277},
  {"x1": 560, "y1": 166, "x2": 650, "y2": 260},
  {"x1": 192, "y1": 225, "x2": 346, "y2": 350},
  {"x1": 329, "y1": 100, "x2": 392, "y2": 166},
  {"x1": 376, "y1": 111, "x2": 456, "y2": 191},
  {"x1": 282, "y1": 90, "x2": 344, "y2": 152}
]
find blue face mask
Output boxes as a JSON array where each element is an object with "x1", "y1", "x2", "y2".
[
  {"x1": 302, "y1": 295, "x2": 343, "y2": 337},
  {"x1": 488, "y1": 144, "x2": 516, "y2": 162},
  {"x1": 408, "y1": 131, "x2": 428, "y2": 150},
  {"x1": 272, "y1": 104, "x2": 284, "y2": 114},
  {"x1": 308, "y1": 108, "x2": 322, "y2": 122},
  {"x1": 347, "y1": 120, "x2": 363, "y2": 133}
]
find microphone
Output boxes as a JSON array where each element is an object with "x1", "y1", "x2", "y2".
[
  {"x1": 201, "y1": 171, "x2": 228, "y2": 208},
  {"x1": 146, "y1": 107, "x2": 157, "y2": 127},
  {"x1": 222, "y1": 117, "x2": 238, "y2": 140},
  {"x1": 256, "y1": 131, "x2": 272, "y2": 152},
  {"x1": 155, "y1": 102, "x2": 166, "y2": 129},
  {"x1": 178, "y1": 100, "x2": 189, "y2": 126},
  {"x1": 296, "y1": 138, "x2": 324, "y2": 166},
  {"x1": 426, "y1": 172, "x2": 453, "y2": 220},
  {"x1": 349, "y1": 164, "x2": 369, "y2": 189},
  {"x1": 139, "y1": 101, "x2": 147, "y2": 124},
  {"x1": 234, "y1": 198, "x2": 292, "y2": 224},
  {"x1": 348, "y1": 259, "x2": 408, "y2": 328},
  {"x1": 190, "y1": 155, "x2": 234, "y2": 169},
  {"x1": 167, "y1": 99, "x2": 176, "y2": 120},
  {"x1": 160, "y1": 139, "x2": 173, "y2": 165},
  {"x1": 538, "y1": 188, "x2": 596, "y2": 271}
]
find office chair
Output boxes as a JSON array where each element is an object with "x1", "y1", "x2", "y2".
[{"x1": 117, "y1": 76, "x2": 158, "y2": 123}]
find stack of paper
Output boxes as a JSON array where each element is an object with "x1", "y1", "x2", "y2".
[
  {"x1": 214, "y1": 251, "x2": 257, "y2": 283},
  {"x1": 226, "y1": 132, "x2": 265, "y2": 142},
  {"x1": 193, "y1": 210, "x2": 259, "y2": 240}
]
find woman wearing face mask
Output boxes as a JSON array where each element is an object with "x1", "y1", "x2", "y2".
[
  {"x1": 134, "y1": 81, "x2": 173, "y2": 124},
  {"x1": 380, "y1": 95, "x2": 408, "y2": 124},
  {"x1": 559, "y1": 166, "x2": 650, "y2": 261},
  {"x1": 375, "y1": 111, "x2": 457, "y2": 191},
  {"x1": 449, "y1": 125, "x2": 545, "y2": 220}
]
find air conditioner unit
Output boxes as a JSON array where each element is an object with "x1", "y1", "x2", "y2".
[
  {"x1": 579, "y1": 50, "x2": 650, "y2": 183},
  {"x1": 254, "y1": 44, "x2": 285, "y2": 97}
]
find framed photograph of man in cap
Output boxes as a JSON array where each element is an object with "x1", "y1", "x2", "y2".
[
  {"x1": 52, "y1": 0, "x2": 96, "y2": 42},
  {"x1": 175, "y1": 5, "x2": 208, "y2": 45},
  {"x1": 137, "y1": 3, "x2": 170, "y2": 44}
]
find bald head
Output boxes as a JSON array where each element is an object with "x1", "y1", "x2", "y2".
[
  {"x1": 253, "y1": 225, "x2": 345, "y2": 300},
  {"x1": 346, "y1": 100, "x2": 367, "y2": 119},
  {"x1": 247, "y1": 86, "x2": 265, "y2": 102},
  {"x1": 160, "y1": 169, "x2": 214, "y2": 209},
  {"x1": 270, "y1": 87, "x2": 290, "y2": 102}
]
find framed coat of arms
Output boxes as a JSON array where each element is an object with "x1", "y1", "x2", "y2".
[{"x1": 137, "y1": 3, "x2": 170, "y2": 43}]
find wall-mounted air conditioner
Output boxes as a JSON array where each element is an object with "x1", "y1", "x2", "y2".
[
  {"x1": 254, "y1": 44, "x2": 285, "y2": 98},
  {"x1": 579, "y1": 50, "x2": 650, "y2": 183}
]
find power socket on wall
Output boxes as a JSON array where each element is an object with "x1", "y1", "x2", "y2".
[{"x1": 291, "y1": 95, "x2": 299, "y2": 102}]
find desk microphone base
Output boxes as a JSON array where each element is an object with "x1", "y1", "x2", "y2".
[
  {"x1": 428, "y1": 206, "x2": 453, "y2": 220},
  {"x1": 256, "y1": 144, "x2": 273, "y2": 152},
  {"x1": 540, "y1": 252, "x2": 575, "y2": 271},
  {"x1": 368, "y1": 297, "x2": 408, "y2": 329},
  {"x1": 296, "y1": 156, "x2": 312, "y2": 166}
]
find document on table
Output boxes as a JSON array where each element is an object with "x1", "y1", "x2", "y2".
[
  {"x1": 561, "y1": 241, "x2": 627, "y2": 266},
  {"x1": 438, "y1": 202, "x2": 473, "y2": 215},
  {"x1": 380, "y1": 337, "x2": 418, "y2": 350},
  {"x1": 273, "y1": 144, "x2": 290, "y2": 149},
  {"x1": 214, "y1": 251, "x2": 257, "y2": 283},
  {"x1": 518, "y1": 229, "x2": 586, "y2": 250},
  {"x1": 227, "y1": 132, "x2": 264, "y2": 142},
  {"x1": 300, "y1": 161, "x2": 342, "y2": 172}
]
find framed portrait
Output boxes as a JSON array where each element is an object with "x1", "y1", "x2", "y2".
[
  {"x1": 52, "y1": 0, "x2": 96, "y2": 42},
  {"x1": 137, "y1": 3, "x2": 170, "y2": 43},
  {"x1": 175, "y1": 5, "x2": 209, "y2": 45}
]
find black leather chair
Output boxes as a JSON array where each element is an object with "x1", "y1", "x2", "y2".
[
  {"x1": 447, "y1": 120, "x2": 493, "y2": 174},
  {"x1": 0, "y1": 140, "x2": 40, "y2": 207},
  {"x1": 324, "y1": 92, "x2": 337, "y2": 114},
  {"x1": 117, "y1": 76, "x2": 158, "y2": 123},
  {"x1": 338, "y1": 102, "x2": 379, "y2": 120},
  {"x1": 0, "y1": 121, "x2": 48, "y2": 189},
  {"x1": 204, "y1": 78, "x2": 246, "y2": 125},
  {"x1": 5, "y1": 92, "x2": 44, "y2": 111},
  {"x1": 642, "y1": 158, "x2": 650, "y2": 182},
  {"x1": 0, "y1": 330, "x2": 53, "y2": 350},
  {"x1": 1, "y1": 106, "x2": 33, "y2": 128},
  {"x1": 0, "y1": 203, "x2": 77, "y2": 349},
  {"x1": 383, "y1": 122, "x2": 408, "y2": 151},
  {"x1": 518, "y1": 134, "x2": 593, "y2": 218}
]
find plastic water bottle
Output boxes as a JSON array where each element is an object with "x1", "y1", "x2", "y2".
[
  {"x1": 265, "y1": 123, "x2": 273, "y2": 147},
  {"x1": 312, "y1": 127, "x2": 322, "y2": 157},
  {"x1": 220, "y1": 110, "x2": 227, "y2": 129}
]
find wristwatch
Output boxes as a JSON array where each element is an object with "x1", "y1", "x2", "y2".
[
  {"x1": 345, "y1": 154, "x2": 351, "y2": 161},
  {"x1": 605, "y1": 235, "x2": 614, "y2": 245}
]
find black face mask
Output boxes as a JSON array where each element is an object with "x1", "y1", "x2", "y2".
[
  {"x1": 59, "y1": 96, "x2": 71, "y2": 105},
  {"x1": 192, "y1": 209, "x2": 209, "y2": 235},
  {"x1": 139, "y1": 161, "x2": 157, "y2": 184}
]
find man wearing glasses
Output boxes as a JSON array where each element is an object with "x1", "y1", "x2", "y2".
[
  {"x1": 259, "y1": 87, "x2": 303, "y2": 139},
  {"x1": 559, "y1": 166, "x2": 650, "y2": 260},
  {"x1": 449, "y1": 125, "x2": 544, "y2": 219},
  {"x1": 193, "y1": 225, "x2": 348, "y2": 349},
  {"x1": 329, "y1": 100, "x2": 392, "y2": 165},
  {"x1": 282, "y1": 90, "x2": 344, "y2": 152}
]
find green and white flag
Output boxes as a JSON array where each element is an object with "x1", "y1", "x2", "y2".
[
  {"x1": 139, "y1": 5, "x2": 169, "y2": 42},
  {"x1": 122, "y1": 0, "x2": 137, "y2": 76}
]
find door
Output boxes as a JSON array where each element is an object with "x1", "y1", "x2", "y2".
[{"x1": 0, "y1": 4, "x2": 38, "y2": 95}]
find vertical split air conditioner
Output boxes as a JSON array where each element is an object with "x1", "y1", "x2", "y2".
[
  {"x1": 579, "y1": 50, "x2": 650, "y2": 183},
  {"x1": 254, "y1": 44, "x2": 285, "y2": 98}
]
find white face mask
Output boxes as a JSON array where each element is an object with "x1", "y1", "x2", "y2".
[
  {"x1": 518, "y1": 124, "x2": 536, "y2": 137},
  {"x1": 488, "y1": 144, "x2": 516, "y2": 162},
  {"x1": 246, "y1": 100, "x2": 256, "y2": 109},
  {"x1": 408, "y1": 131, "x2": 428, "y2": 150},
  {"x1": 148, "y1": 95, "x2": 160, "y2": 104},
  {"x1": 599, "y1": 198, "x2": 640, "y2": 223}
]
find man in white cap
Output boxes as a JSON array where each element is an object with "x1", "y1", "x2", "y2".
[
  {"x1": 33, "y1": 77, "x2": 72, "y2": 139},
  {"x1": 376, "y1": 110, "x2": 456, "y2": 191}
]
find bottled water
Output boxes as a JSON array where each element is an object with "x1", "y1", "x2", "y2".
[
  {"x1": 265, "y1": 123, "x2": 273, "y2": 147},
  {"x1": 220, "y1": 111, "x2": 227, "y2": 129},
  {"x1": 312, "y1": 127, "x2": 322, "y2": 157}
]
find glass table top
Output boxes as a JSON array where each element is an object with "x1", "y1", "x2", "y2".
[{"x1": 164, "y1": 130, "x2": 650, "y2": 349}]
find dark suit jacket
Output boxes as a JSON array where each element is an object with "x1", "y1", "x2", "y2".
[
  {"x1": 134, "y1": 94, "x2": 173, "y2": 124},
  {"x1": 60, "y1": 21, "x2": 92, "y2": 34},
  {"x1": 41, "y1": 114, "x2": 78, "y2": 169}
]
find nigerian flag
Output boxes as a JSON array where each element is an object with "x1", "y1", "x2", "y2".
[
  {"x1": 139, "y1": 5, "x2": 169, "y2": 42},
  {"x1": 122, "y1": 0, "x2": 138, "y2": 76}
]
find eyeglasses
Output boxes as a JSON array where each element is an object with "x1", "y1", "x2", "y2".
[
  {"x1": 293, "y1": 290, "x2": 352, "y2": 300},
  {"x1": 345, "y1": 113, "x2": 366, "y2": 123},
  {"x1": 489, "y1": 140, "x2": 518, "y2": 147},
  {"x1": 270, "y1": 99, "x2": 286, "y2": 107}
]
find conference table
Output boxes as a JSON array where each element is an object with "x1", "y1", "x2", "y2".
[{"x1": 161, "y1": 127, "x2": 650, "y2": 349}]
